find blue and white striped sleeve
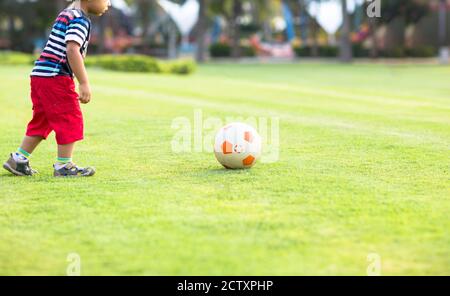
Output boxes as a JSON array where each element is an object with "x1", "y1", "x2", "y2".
[{"x1": 65, "y1": 17, "x2": 89, "y2": 47}]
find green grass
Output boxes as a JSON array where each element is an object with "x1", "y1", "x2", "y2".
[{"x1": 0, "y1": 63, "x2": 449, "y2": 275}]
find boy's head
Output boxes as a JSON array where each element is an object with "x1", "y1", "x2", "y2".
[{"x1": 70, "y1": 0, "x2": 111, "y2": 16}]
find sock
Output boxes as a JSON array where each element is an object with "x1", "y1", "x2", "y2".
[
  {"x1": 14, "y1": 148, "x2": 31, "y2": 161},
  {"x1": 54, "y1": 157, "x2": 72, "y2": 170}
]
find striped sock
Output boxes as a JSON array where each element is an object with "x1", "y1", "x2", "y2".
[
  {"x1": 55, "y1": 157, "x2": 72, "y2": 170},
  {"x1": 17, "y1": 147, "x2": 31, "y2": 158},
  {"x1": 57, "y1": 157, "x2": 72, "y2": 164}
]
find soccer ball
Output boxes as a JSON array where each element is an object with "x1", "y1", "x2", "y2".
[{"x1": 214, "y1": 122, "x2": 262, "y2": 169}]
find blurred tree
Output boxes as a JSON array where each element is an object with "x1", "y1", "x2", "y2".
[
  {"x1": 365, "y1": 0, "x2": 379, "y2": 58},
  {"x1": 380, "y1": 0, "x2": 430, "y2": 25},
  {"x1": 309, "y1": 0, "x2": 320, "y2": 57},
  {"x1": 0, "y1": 0, "x2": 56, "y2": 52},
  {"x1": 210, "y1": 0, "x2": 243, "y2": 58},
  {"x1": 340, "y1": 0, "x2": 352, "y2": 62},
  {"x1": 209, "y1": 0, "x2": 283, "y2": 58},
  {"x1": 438, "y1": 0, "x2": 448, "y2": 64},
  {"x1": 137, "y1": 0, "x2": 152, "y2": 39},
  {"x1": 253, "y1": 0, "x2": 280, "y2": 43},
  {"x1": 230, "y1": 0, "x2": 243, "y2": 58},
  {"x1": 196, "y1": 0, "x2": 208, "y2": 62},
  {"x1": 374, "y1": 0, "x2": 430, "y2": 54},
  {"x1": 296, "y1": 0, "x2": 336, "y2": 57},
  {"x1": 349, "y1": 0, "x2": 431, "y2": 59}
]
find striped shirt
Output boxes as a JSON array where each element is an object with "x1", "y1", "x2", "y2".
[{"x1": 31, "y1": 9, "x2": 91, "y2": 77}]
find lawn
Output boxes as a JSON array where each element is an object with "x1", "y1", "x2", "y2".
[{"x1": 0, "y1": 63, "x2": 449, "y2": 275}]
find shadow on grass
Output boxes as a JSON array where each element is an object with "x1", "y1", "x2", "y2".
[
  {"x1": 0, "y1": 172, "x2": 16, "y2": 178},
  {"x1": 193, "y1": 167, "x2": 254, "y2": 177},
  {"x1": 0, "y1": 172, "x2": 40, "y2": 181},
  {"x1": 0, "y1": 171, "x2": 86, "y2": 183}
]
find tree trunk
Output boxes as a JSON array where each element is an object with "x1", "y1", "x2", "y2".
[
  {"x1": 262, "y1": 21, "x2": 272, "y2": 43},
  {"x1": 368, "y1": 14, "x2": 378, "y2": 58},
  {"x1": 231, "y1": 0, "x2": 242, "y2": 58},
  {"x1": 262, "y1": 0, "x2": 272, "y2": 42},
  {"x1": 8, "y1": 15, "x2": 16, "y2": 50},
  {"x1": 98, "y1": 15, "x2": 107, "y2": 54},
  {"x1": 364, "y1": 0, "x2": 378, "y2": 58},
  {"x1": 294, "y1": 0, "x2": 303, "y2": 41},
  {"x1": 340, "y1": 0, "x2": 352, "y2": 62},
  {"x1": 438, "y1": 0, "x2": 447, "y2": 46},
  {"x1": 140, "y1": 0, "x2": 151, "y2": 41},
  {"x1": 439, "y1": 0, "x2": 449, "y2": 64},
  {"x1": 168, "y1": 21, "x2": 178, "y2": 59},
  {"x1": 196, "y1": 0, "x2": 207, "y2": 63},
  {"x1": 311, "y1": 20, "x2": 319, "y2": 57}
]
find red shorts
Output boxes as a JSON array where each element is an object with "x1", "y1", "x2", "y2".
[{"x1": 26, "y1": 76, "x2": 84, "y2": 145}]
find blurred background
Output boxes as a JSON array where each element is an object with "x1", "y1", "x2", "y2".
[
  {"x1": 0, "y1": 0, "x2": 449, "y2": 63},
  {"x1": 1, "y1": 1, "x2": 449, "y2": 276}
]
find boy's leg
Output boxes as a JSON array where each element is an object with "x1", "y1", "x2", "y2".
[
  {"x1": 57, "y1": 142, "x2": 75, "y2": 161},
  {"x1": 20, "y1": 136, "x2": 44, "y2": 155},
  {"x1": 4, "y1": 76, "x2": 52, "y2": 176},
  {"x1": 3, "y1": 136, "x2": 43, "y2": 176},
  {"x1": 48, "y1": 76, "x2": 94, "y2": 177},
  {"x1": 3, "y1": 136, "x2": 42, "y2": 176},
  {"x1": 54, "y1": 143, "x2": 75, "y2": 169},
  {"x1": 53, "y1": 142, "x2": 95, "y2": 177}
]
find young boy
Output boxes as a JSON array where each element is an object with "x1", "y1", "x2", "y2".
[{"x1": 3, "y1": 0, "x2": 111, "y2": 177}]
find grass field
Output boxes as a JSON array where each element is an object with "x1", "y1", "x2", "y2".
[{"x1": 0, "y1": 63, "x2": 449, "y2": 275}]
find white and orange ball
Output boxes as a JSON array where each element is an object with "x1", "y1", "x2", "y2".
[{"x1": 214, "y1": 122, "x2": 262, "y2": 169}]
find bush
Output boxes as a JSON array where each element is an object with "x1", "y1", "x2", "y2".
[
  {"x1": 0, "y1": 51, "x2": 35, "y2": 65},
  {"x1": 85, "y1": 54, "x2": 196, "y2": 75},
  {"x1": 380, "y1": 47, "x2": 406, "y2": 58},
  {"x1": 210, "y1": 43, "x2": 256, "y2": 58},
  {"x1": 378, "y1": 46, "x2": 438, "y2": 58},
  {"x1": 163, "y1": 58, "x2": 197, "y2": 75},
  {"x1": 209, "y1": 42, "x2": 231, "y2": 58},
  {"x1": 319, "y1": 46, "x2": 339, "y2": 57},
  {"x1": 86, "y1": 55, "x2": 161, "y2": 72},
  {"x1": 294, "y1": 46, "x2": 312, "y2": 57},
  {"x1": 293, "y1": 46, "x2": 338, "y2": 57},
  {"x1": 240, "y1": 45, "x2": 256, "y2": 57},
  {"x1": 352, "y1": 44, "x2": 370, "y2": 58},
  {"x1": 406, "y1": 46, "x2": 437, "y2": 58},
  {"x1": 295, "y1": 45, "x2": 439, "y2": 59},
  {"x1": 391, "y1": 47, "x2": 407, "y2": 58}
]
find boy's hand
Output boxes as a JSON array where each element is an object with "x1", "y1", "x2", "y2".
[
  {"x1": 67, "y1": 41, "x2": 91, "y2": 104},
  {"x1": 78, "y1": 83, "x2": 91, "y2": 104}
]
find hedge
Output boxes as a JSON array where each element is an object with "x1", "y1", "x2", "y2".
[
  {"x1": 209, "y1": 42, "x2": 232, "y2": 57},
  {"x1": 0, "y1": 52, "x2": 196, "y2": 75},
  {"x1": 294, "y1": 46, "x2": 339, "y2": 57},
  {"x1": 85, "y1": 55, "x2": 196, "y2": 75},
  {"x1": 209, "y1": 42, "x2": 256, "y2": 58},
  {"x1": 294, "y1": 45, "x2": 439, "y2": 58},
  {"x1": 0, "y1": 51, "x2": 35, "y2": 65}
]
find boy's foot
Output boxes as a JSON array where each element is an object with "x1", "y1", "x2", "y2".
[
  {"x1": 53, "y1": 162, "x2": 95, "y2": 177},
  {"x1": 3, "y1": 153, "x2": 37, "y2": 176}
]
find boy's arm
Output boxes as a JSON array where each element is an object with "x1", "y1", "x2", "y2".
[{"x1": 67, "y1": 41, "x2": 91, "y2": 104}]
